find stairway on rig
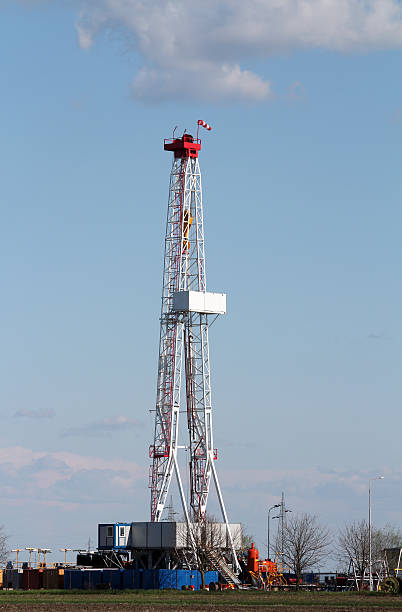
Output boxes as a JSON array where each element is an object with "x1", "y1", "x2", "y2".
[{"x1": 206, "y1": 550, "x2": 242, "y2": 588}]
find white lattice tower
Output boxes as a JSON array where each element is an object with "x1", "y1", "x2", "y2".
[{"x1": 149, "y1": 126, "x2": 237, "y2": 568}]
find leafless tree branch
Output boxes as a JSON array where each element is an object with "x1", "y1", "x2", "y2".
[
  {"x1": 0, "y1": 526, "x2": 9, "y2": 566},
  {"x1": 277, "y1": 513, "x2": 331, "y2": 588},
  {"x1": 337, "y1": 520, "x2": 369, "y2": 590}
]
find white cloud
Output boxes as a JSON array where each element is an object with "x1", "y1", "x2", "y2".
[
  {"x1": 0, "y1": 445, "x2": 144, "y2": 506},
  {"x1": 61, "y1": 414, "x2": 144, "y2": 437},
  {"x1": 14, "y1": 408, "x2": 55, "y2": 419},
  {"x1": 0, "y1": 445, "x2": 141, "y2": 474},
  {"x1": 133, "y1": 63, "x2": 271, "y2": 103},
  {"x1": 76, "y1": 22, "x2": 93, "y2": 50},
  {"x1": 72, "y1": 0, "x2": 402, "y2": 103},
  {"x1": 0, "y1": 444, "x2": 399, "y2": 551}
]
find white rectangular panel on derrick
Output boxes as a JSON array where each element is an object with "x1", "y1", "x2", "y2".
[{"x1": 172, "y1": 291, "x2": 226, "y2": 314}]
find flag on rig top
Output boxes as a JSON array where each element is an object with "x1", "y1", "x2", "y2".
[{"x1": 198, "y1": 120, "x2": 212, "y2": 131}]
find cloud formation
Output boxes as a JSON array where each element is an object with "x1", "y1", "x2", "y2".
[
  {"x1": 14, "y1": 408, "x2": 55, "y2": 419},
  {"x1": 0, "y1": 444, "x2": 399, "y2": 529},
  {"x1": 61, "y1": 415, "x2": 144, "y2": 438},
  {"x1": 0, "y1": 445, "x2": 144, "y2": 506},
  {"x1": 73, "y1": 0, "x2": 402, "y2": 102}
]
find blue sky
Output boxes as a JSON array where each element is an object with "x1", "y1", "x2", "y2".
[{"x1": 0, "y1": 0, "x2": 401, "y2": 564}]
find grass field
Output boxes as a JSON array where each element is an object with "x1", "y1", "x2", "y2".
[{"x1": 0, "y1": 590, "x2": 401, "y2": 611}]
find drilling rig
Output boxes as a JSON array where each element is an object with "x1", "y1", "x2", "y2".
[
  {"x1": 96, "y1": 123, "x2": 241, "y2": 584},
  {"x1": 148, "y1": 121, "x2": 239, "y2": 572}
]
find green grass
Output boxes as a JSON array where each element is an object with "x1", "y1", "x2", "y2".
[{"x1": 0, "y1": 590, "x2": 401, "y2": 609}]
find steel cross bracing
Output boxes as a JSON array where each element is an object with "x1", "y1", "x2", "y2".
[
  {"x1": 149, "y1": 135, "x2": 238, "y2": 572},
  {"x1": 185, "y1": 312, "x2": 213, "y2": 519},
  {"x1": 150, "y1": 154, "x2": 213, "y2": 519},
  {"x1": 150, "y1": 155, "x2": 206, "y2": 524}
]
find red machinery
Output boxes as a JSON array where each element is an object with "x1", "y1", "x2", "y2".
[
  {"x1": 247, "y1": 543, "x2": 285, "y2": 589},
  {"x1": 247, "y1": 543, "x2": 259, "y2": 573}
]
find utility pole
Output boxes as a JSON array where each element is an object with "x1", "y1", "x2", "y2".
[
  {"x1": 267, "y1": 504, "x2": 280, "y2": 560},
  {"x1": 369, "y1": 476, "x2": 384, "y2": 591},
  {"x1": 281, "y1": 492, "x2": 285, "y2": 553},
  {"x1": 273, "y1": 492, "x2": 292, "y2": 566}
]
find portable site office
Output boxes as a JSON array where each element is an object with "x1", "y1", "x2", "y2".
[{"x1": 98, "y1": 521, "x2": 242, "y2": 551}]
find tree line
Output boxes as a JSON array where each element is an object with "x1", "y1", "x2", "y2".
[
  {"x1": 1, "y1": 515, "x2": 401, "y2": 591},
  {"x1": 271, "y1": 513, "x2": 402, "y2": 588}
]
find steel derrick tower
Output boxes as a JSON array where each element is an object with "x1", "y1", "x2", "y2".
[{"x1": 149, "y1": 122, "x2": 234, "y2": 539}]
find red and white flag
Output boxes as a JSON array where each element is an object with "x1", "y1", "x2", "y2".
[{"x1": 197, "y1": 120, "x2": 212, "y2": 131}]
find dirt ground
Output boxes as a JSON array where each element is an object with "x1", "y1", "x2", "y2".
[
  {"x1": 0, "y1": 608, "x2": 400, "y2": 612},
  {"x1": 1, "y1": 607, "x2": 400, "y2": 612},
  {"x1": 0, "y1": 590, "x2": 402, "y2": 611}
]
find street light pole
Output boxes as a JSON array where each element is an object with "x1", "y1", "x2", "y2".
[
  {"x1": 272, "y1": 508, "x2": 292, "y2": 569},
  {"x1": 267, "y1": 504, "x2": 281, "y2": 560},
  {"x1": 281, "y1": 508, "x2": 292, "y2": 567},
  {"x1": 369, "y1": 476, "x2": 384, "y2": 591}
]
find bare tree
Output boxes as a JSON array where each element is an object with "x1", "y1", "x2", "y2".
[
  {"x1": 337, "y1": 521, "x2": 402, "y2": 589},
  {"x1": 0, "y1": 526, "x2": 9, "y2": 565},
  {"x1": 240, "y1": 525, "x2": 254, "y2": 553},
  {"x1": 178, "y1": 515, "x2": 241, "y2": 587},
  {"x1": 337, "y1": 520, "x2": 369, "y2": 590},
  {"x1": 372, "y1": 524, "x2": 402, "y2": 561},
  {"x1": 278, "y1": 513, "x2": 331, "y2": 589}
]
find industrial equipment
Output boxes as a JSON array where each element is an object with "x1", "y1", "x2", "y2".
[
  {"x1": 148, "y1": 122, "x2": 239, "y2": 572},
  {"x1": 245, "y1": 543, "x2": 286, "y2": 589}
]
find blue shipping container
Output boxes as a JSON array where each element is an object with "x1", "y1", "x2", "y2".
[
  {"x1": 134, "y1": 569, "x2": 142, "y2": 589},
  {"x1": 141, "y1": 569, "x2": 157, "y2": 590},
  {"x1": 64, "y1": 569, "x2": 105, "y2": 590},
  {"x1": 122, "y1": 569, "x2": 136, "y2": 589},
  {"x1": 64, "y1": 568, "x2": 218, "y2": 591},
  {"x1": 204, "y1": 571, "x2": 219, "y2": 587},
  {"x1": 139, "y1": 569, "x2": 218, "y2": 591},
  {"x1": 102, "y1": 569, "x2": 124, "y2": 589},
  {"x1": 82, "y1": 570, "x2": 103, "y2": 590},
  {"x1": 64, "y1": 570, "x2": 83, "y2": 590}
]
